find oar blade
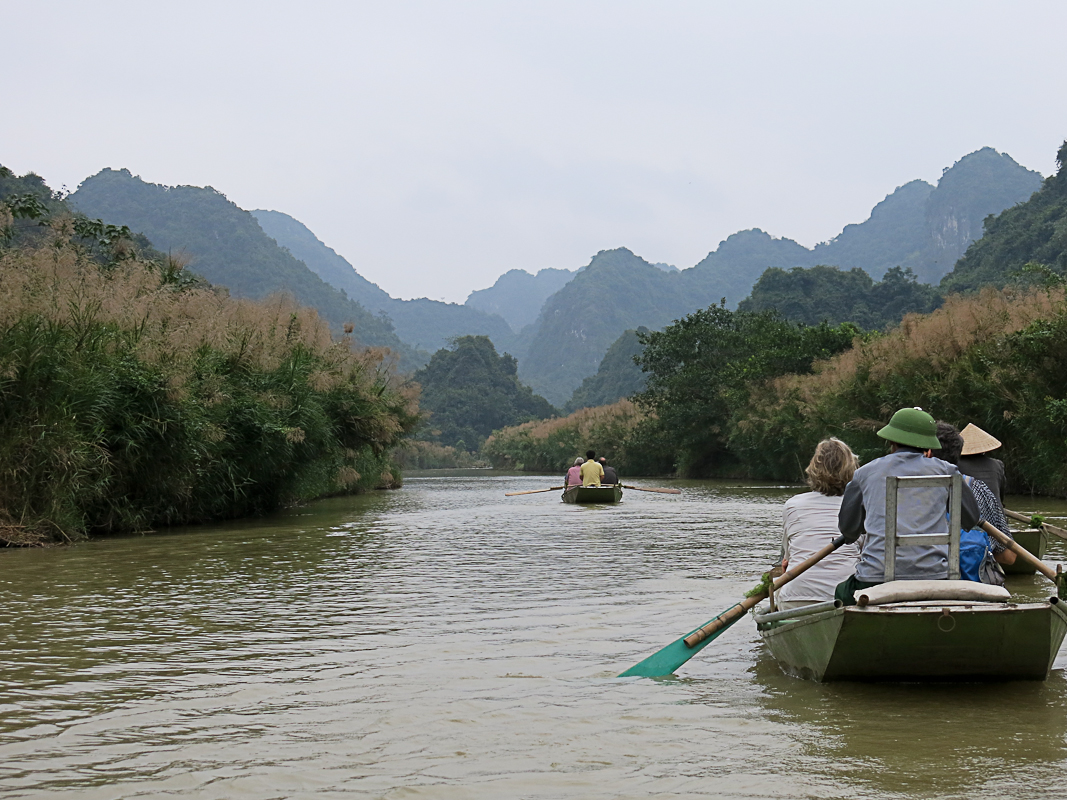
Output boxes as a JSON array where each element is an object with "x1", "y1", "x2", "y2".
[{"x1": 618, "y1": 611, "x2": 742, "y2": 678}]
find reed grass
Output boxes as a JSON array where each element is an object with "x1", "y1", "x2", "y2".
[
  {"x1": 731, "y1": 287, "x2": 1067, "y2": 492},
  {"x1": 482, "y1": 400, "x2": 650, "y2": 473},
  {"x1": 0, "y1": 225, "x2": 417, "y2": 544}
]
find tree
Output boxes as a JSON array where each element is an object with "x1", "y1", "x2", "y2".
[
  {"x1": 413, "y1": 336, "x2": 556, "y2": 451},
  {"x1": 635, "y1": 306, "x2": 858, "y2": 475}
]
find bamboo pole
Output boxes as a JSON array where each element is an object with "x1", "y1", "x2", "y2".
[{"x1": 1004, "y1": 508, "x2": 1067, "y2": 541}]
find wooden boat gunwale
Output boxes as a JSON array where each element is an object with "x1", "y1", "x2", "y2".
[
  {"x1": 757, "y1": 597, "x2": 1067, "y2": 682},
  {"x1": 562, "y1": 484, "x2": 623, "y2": 504}
]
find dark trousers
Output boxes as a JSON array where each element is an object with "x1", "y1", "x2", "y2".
[{"x1": 834, "y1": 575, "x2": 883, "y2": 606}]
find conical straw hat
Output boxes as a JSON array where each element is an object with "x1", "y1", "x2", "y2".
[{"x1": 960, "y1": 423, "x2": 1001, "y2": 456}]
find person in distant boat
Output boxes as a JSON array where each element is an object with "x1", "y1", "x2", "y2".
[
  {"x1": 599, "y1": 457, "x2": 618, "y2": 485},
  {"x1": 565, "y1": 457, "x2": 584, "y2": 490},
  {"x1": 777, "y1": 439, "x2": 864, "y2": 609},
  {"x1": 957, "y1": 423, "x2": 1007, "y2": 506},
  {"x1": 935, "y1": 421, "x2": 1015, "y2": 579},
  {"x1": 579, "y1": 450, "x2": 604, "y2": 487},
  {"x1": 834, "y1": 407, "x2": 981, "y2": 606}
]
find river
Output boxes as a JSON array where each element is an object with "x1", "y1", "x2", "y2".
[{"x1": 2, "y1": 472, "x2": 1067, "y2": 799}]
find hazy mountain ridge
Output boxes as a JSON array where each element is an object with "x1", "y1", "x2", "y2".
[
  {"x1": 465, "y1": 267, "x2": 577, "y2": 332},
  {"x1": 941, "y1": 141, "x2": 1067, "y2": 293},
  {"x1": 564, "y1": 327, "x2": 649, "y2": 413},
  {"x1": 67, "y1": 169, "x2": 416, "y2": 360},
  {"x1": 252, "y1": 209, "x2": 516, "y2": 354},
  {"x1": 512, "y1": 147, "x2": 1041, "y2": 403}
]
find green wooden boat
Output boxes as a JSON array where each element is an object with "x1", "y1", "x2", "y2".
[
  {"x1": 757, "y1": 474, "x2": 1067, "y2": 682},
  {"x1": 758, "y1": 595, "x2": 1067, "y2": 681},
  {"x1": 1003, "y1": 527, "x2": 1048, "y2": 575},
  {"x1": 562, "y1": 485, "x2": 623, "y2": 504}
]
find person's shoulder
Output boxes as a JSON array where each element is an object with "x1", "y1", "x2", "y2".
[{"x1": 786, "y1": 491, "x2": 837, "y2": 507}]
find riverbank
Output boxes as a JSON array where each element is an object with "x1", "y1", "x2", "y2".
[
  {"x1": 485, "y1": 287, "x2": 1067, "y2": 496},
  {"x1": 0, "y1": 217, "x2": 417, "y2": 546}
]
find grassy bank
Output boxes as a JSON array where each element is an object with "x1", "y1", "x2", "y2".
[
  {"x1": 0, "y1": 218, "x2": 417, "y2": 545},
  {"x1": 482, "y1": 400, "x2": 649, "y2": 474}
]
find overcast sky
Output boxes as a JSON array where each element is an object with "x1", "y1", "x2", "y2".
[{"x1": 5, "y1": 1, "x2": 1066, "y2": 302}]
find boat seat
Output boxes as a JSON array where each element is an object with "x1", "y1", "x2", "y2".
[{"x1": 857, "y1": 580, "x2": 1010, "y2": 606}]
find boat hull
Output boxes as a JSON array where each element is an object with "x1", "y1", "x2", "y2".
[
  {"x1": 562, "y1": 485, "x2": 622, "y2": 504},
  {"x1": 1003, "y1": 528, "x2": 1048, "y2": 575},
  {"x1": 759, "y1": 600, "x2": 1067, "y2": 682}
]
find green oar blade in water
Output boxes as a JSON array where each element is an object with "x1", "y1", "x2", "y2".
[
  {"x1": 619, "y1": 535, "x2": 846, "y2": 678},
  {"x1": 618, "y1": 606, "x2": 744, "y2": 678}
]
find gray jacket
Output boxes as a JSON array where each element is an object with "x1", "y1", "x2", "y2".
[{"x1": 839, "y1": 450, "x2": 981, "y2": 582}]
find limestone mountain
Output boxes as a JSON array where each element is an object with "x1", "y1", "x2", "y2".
[
  {"x1": 516, "y1": 249, "x2": 696, "y2": 405},
  {"x1": 251, "y1": 209, "x2": 393, "y2": 310},
  {"x1": 564, "y1": 327, "x2": 649, "y2": 413},
  {"x1": 253, "y1": 210, "x2": 515, "y2": 354},
  {"x1": 514, "y1": 148, "x2": 1042, "y2": 404},
  {"x1": 941, "y1": 140, "x2": 1067, "y2": 293},
  {"x1": 812, "y1": 148, "x2": 1041, "y2": 284},
  {"x1": 68, "y1": 169, "x2": 412, "y2": 360},
  {"x1": 465, "y1": 267, "x2": 576, "y2": 332}
]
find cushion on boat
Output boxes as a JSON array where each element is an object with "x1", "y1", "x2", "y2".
[{"x1": 857, "y1": 580, "x2": 1010, "y2": 606}]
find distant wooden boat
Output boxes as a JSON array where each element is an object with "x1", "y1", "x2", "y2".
[
  {"x1": 562, "y1": 485, "x2": 623, "y2": 504},
  {"x1": 1003, "y1": 527, "x2": 1048, "y2": 575},
  {"x1": 757, "y1": 585, "x2": 1067, "y2": 681}
]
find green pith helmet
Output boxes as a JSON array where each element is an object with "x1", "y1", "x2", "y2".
[{"x1": 877, "y1": 407, "x2": 942, "y2": 450}]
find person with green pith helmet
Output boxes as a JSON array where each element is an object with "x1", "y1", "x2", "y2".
[{"x1": 834, "y1": 407, "x2": 983, "y2": 606}]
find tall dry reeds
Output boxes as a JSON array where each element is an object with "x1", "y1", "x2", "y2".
[
  {"x1": 0, "y1": 227, "x2": 418, "y2": 544},
  {"x1": 731, "y1": 287, "x2": 1067, "y2": 492},
  {"x1": 482, "y1": 399, "x2": 652, "y2": 473}
]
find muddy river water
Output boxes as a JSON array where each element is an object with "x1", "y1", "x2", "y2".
[{"x1": 3, "y1": 472, "x2": 1067, "y2": 799}]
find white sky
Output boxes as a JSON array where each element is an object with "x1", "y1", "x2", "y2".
[{"x1": 4, "y1": 1, "x2": 1066, "y2": 302}]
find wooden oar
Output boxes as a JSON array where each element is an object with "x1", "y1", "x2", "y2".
[
  {"x1": 504, "y1": 486, "x2": 565, "y2": 496},
  {"x1": 621, "y1": 484, "x2": 682, "y2": 495},
  {"x1": 619, "y1": 535, "x2": 848, "y2": 678},
  {"x1": 1003, "y1": 508, "x2": 1067, "y2": 541},
  {"x1": 980, "y1": 521, "x2": 1066, "y2": 597}
]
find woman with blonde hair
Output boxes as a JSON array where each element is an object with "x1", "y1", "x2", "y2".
[{"x1": 777, "y1": 438, "x2": 864, "y2": 609}]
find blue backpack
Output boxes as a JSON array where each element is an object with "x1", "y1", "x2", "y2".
[{"x1": 959, "y1": 525, "x2": 992, "y2": 583}]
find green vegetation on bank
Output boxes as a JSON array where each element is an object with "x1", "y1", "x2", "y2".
[
  {"x1": 0, "y1": 177, "x2": 417, "y2": 546},
  {"x1": 483, "y1": 400, "x2": 646, "y2": 474},
  {"x1": 412, "y1": 335, "x2": 556, "y2": 452},
  {"x1": 633, "y1": 307, "x2": 861, "y2": 476}
]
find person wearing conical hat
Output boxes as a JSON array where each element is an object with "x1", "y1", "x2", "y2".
[
  {"x1": 834, "y1": 407, "x2": 982, "y2": 605},
  {"x1": 958, "y1": 423, "x2": 1006, "y2": 506}
]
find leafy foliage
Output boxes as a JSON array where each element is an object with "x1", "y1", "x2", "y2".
[
  {"x1": 413, "y1": 335, "x2": 556, "y2": 451},
  {"x1": 732, "y1": 287, "x2": 1067, "y2": 492},
  {"x1": 739, "y1": 265, "x2": 942, "y2": 329},
  {"x1": 634, "y1": 306, "x2": 860, "y2": 476}
]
